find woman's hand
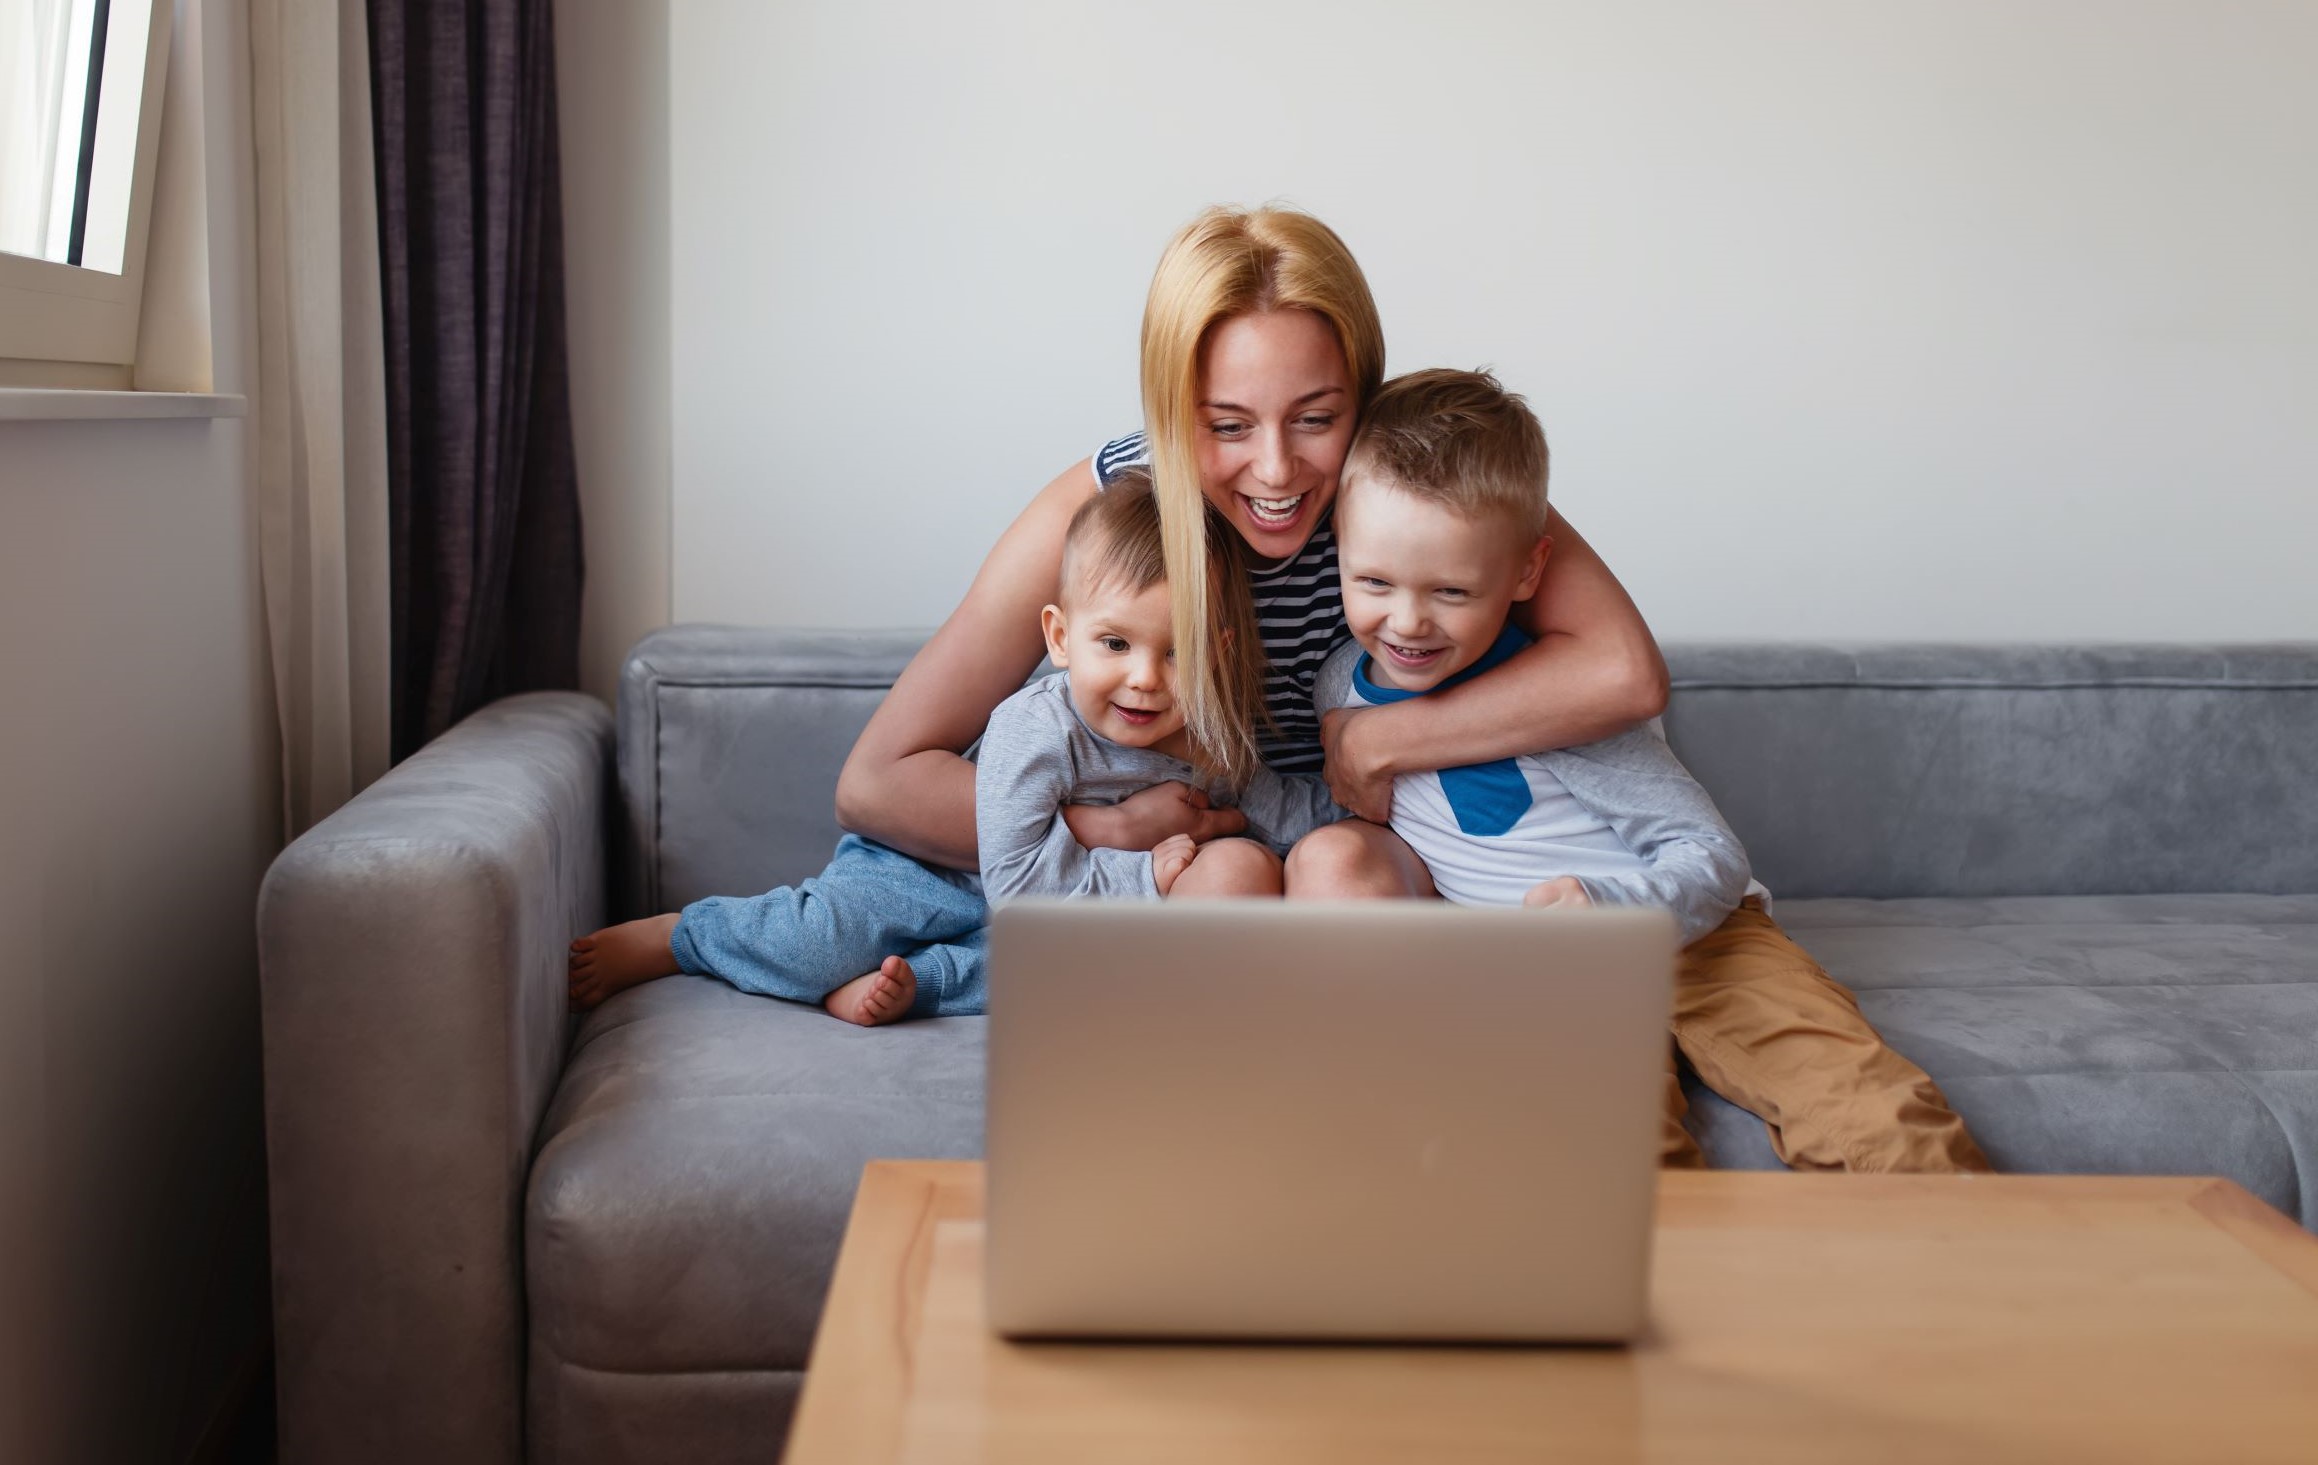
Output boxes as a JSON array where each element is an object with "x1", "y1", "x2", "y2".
[
  {"x1": 833, "y1": 459, "x2": 1095, "y2": 870},
  {"x1": 1321, "y1": 708, "x2": 1396, "y2": 823},
  {"x1": 1063, "y1": 782, "x2": 1248, "y2": 852}
]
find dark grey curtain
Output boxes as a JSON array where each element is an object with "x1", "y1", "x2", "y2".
[{"x1": 369, "y1": 0, "x2": 584, "y2": 760}]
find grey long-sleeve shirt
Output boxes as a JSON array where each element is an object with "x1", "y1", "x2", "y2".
[
  {"x1": 975, "y1": 673, "x2": 1344, "y2": 901},
  {"x1": 1316, "y1": 635, "x2": 1751, "y2": 943}
]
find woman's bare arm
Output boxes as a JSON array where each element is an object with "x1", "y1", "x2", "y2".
[
  {"x1": 835, "y1": 458, "x2": 1246, "y2": 869},
  {"x1": 1323, "y1": 506, "x2": 1669, "y2": 820},
  {"x1": 834, "y1": 462, "x2": 1089, "y2": 868}
]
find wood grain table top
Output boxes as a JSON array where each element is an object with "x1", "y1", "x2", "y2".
[{"x1": 783, "y1": 1161, "x2": 2318, "y2": 1464}]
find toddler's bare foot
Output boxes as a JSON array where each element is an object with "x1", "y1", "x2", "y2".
[
  {"x1": 1522, "y1": 875, "x2": 1592, "y2": 911},
  {"x1": 824, "y1": 956, "x2": 917, "y2": 1027},
  {"x1": 568, "y1": 913, "x2": 682, "y2": 1009}
]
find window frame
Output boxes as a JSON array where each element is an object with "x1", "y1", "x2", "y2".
[{"x1": 0, "y1": 0, "x2": 174, "y2": 381}]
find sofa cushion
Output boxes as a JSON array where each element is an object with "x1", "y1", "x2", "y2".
[
  {"x1": 530, "y1": 893, "x2": 2318, "y2": 1394},
  {"x1": 616, "y1": 628, "x2": 921, "y2": 917},
  {"x1": 527, "y1": 978, "x2": 984, "y2": 1377},
  {"x1": 1690, "y1": 893, "x2": 2318, "y2": 1223},
  {"x1": 618, "y1": 632, "x2": 2318, "y2": 913},
  {"x1": 1661, "y1": 644, "x2": 2318, "y2": 900}
]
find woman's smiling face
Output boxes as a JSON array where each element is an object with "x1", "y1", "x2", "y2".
[{"x1": 1195, "y1": 309, "x2": 1355, "y2": 562}]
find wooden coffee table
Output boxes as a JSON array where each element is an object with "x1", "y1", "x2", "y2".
[{"x1": 783, "y1": 1161, "x2": 2318, "y2": 1464}]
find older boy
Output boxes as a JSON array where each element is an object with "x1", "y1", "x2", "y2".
[{"x1": 1321, "y1": 369, "x2": 1988, "y2": 1172}]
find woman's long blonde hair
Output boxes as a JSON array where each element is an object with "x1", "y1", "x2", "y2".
[
  {"x1": 1139, "y1": 204, "x2": 1386, "y2": 784},
  {"x1": 1061, "y1": 471, "x2": 1263, "y2": 782}
]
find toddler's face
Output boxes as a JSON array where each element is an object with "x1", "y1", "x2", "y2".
[
  {"x1": 1040, "y1": 578, "x2": 1191, "y2": 755},
  {"x1": 1336, "y1": 475, "x2": 1548, "y2": 694}
]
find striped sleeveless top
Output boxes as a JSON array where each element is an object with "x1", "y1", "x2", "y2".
[{"x1": 1093, "y1": 431, "x2": 1351, "y2": 776}]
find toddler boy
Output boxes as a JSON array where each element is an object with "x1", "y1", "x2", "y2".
[
  {"x1": 1321, "y1": 369, "x2": 1989, "y2": 1173},
  {"x1": 568, "y1": 475, "x2": 1329, "y2": 1024},
  {"x1": 976, "y1": 475, "x2": 1339, "y2": 904}
]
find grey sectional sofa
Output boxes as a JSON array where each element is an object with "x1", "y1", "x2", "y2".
[{"x1": 257, "y1": 628, "x2": 2318, "y2": 1465}]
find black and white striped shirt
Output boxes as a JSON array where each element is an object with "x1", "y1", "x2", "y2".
[{"x1": 1094, "y1": 431, "x2": 1351, "y2": 776}]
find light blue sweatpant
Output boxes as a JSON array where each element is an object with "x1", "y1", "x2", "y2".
[{"x1": 668, "y1": 835, "x2": 989, "y2": 1018}]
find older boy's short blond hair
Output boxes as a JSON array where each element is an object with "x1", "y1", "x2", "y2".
[{"x1": 1344, "y1": 368, "x2": 1550, "y2": 537}]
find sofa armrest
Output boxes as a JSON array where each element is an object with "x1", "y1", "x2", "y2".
[{"x1": 259, "y1": 692, "x2": 612, "y2": 1464}]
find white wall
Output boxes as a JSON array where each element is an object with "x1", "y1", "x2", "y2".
[
  {"x1": 558, "y1": 0, "x2": 672, "y2": 699},
  {"x1": 666, "y1": 0, "x2": 2316, "y2": 640},
  {"x1": 0, "y1": 0, "x2": 276, "y2": 1458}
]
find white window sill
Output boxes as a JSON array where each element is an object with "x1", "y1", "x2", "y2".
[{"x1": 0, "y1": 388, "x2": 247, "y2": 421}]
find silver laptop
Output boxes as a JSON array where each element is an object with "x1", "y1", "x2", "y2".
[{"x1": 984, "y1": 900, "x2": 1677, "y2": 1343}]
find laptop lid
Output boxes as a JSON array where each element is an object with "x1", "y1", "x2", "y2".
[{"x1": 985, "y1": 900, "x2": 1677, "y2": 1342}]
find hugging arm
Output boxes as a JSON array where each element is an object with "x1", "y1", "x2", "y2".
[
  {"x1": 835, "y1": 458, "x2": 1244, "y2": 867},
  {"x1": 834, "y1": 462, "x2": 1091, "y2": 870},
  {"x1": 1323, "y1": 508, "x2": 1669, "y2": 818}
]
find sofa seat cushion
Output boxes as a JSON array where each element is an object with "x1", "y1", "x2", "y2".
[
  {"x1": 1686, "y1": 894, "x2": 2318, "y2": 1223},
  {"x1": 530, "y1": 894, "x2": 2318, "y2": 1380},
  {"x1": 527, "y1": 976, "x2": 985, "y2": 1376}
]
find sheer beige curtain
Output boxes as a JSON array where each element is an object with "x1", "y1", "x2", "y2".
[{"x1": 249, "y1": 0, "x2": 390, "y2": 837}]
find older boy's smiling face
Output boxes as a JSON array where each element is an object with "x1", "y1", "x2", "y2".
[
  {"x1": 1039, "y1": 578, "x2": 1191, "y2": 757},
  {"x1": 1336, "y1": 474, "x2": 1549, "y2": 694}
]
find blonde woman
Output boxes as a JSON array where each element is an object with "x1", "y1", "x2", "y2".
[
  {"x1": 839, "y1": 204, "x2": 1989, "y2": 1173},
  {"x1": 839, "y1": 204, "x2": 1668, "y2": 897}
]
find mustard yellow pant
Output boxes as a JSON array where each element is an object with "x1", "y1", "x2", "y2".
[{"x1": 1661, "y1": 903, "x2": 1991, "y2": 1173}]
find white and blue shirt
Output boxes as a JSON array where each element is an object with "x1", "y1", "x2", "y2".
[{"x1": 1317, "y1": 628, "x2": 1756, "y2": 942}]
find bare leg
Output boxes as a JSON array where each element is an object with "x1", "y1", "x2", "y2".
[
  {"x1": 1282, "y1": 820, "x2": 1435, "y2": 899},
  {"x1": 823, "y1": 955, "x2": 918, "y2": 1027},
  {"x1": 568, "y1": 913, "x2": 681, "y2": 1009},
  {"x1": 1167, "y1": 837, "x2": 1285, "y2": 898}
]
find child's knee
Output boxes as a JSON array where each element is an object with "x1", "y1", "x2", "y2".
[
  {"x1": 1283, "y1": 822, "x2": 1368, "y2": 886},
  {"x1": 1283, "y1": 821, "x2": 1424, "y2": 898},
  {"x1": 1183, "y1": 837, "x2": 1284, "y2": 896}
]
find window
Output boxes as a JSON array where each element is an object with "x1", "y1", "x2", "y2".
[{"x1": 0, "y1": 0, "x2": 172, "y2": 387}]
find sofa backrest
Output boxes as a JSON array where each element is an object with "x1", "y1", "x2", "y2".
[
  {"x1": 619, "y1": 628, "x2": 2318, "y2": 911},
  {"x1": 617, "y1": 627, "x2": 916, "y2": 916},
  {"x1": 1660, "y1": 644, "x2": 2318, "y2": 898}
]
